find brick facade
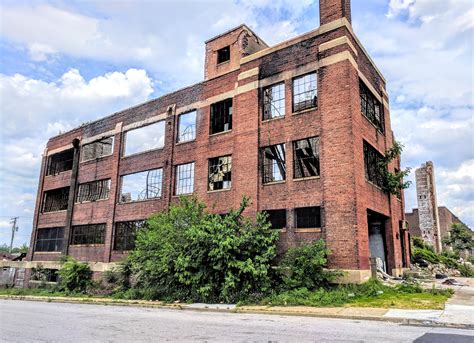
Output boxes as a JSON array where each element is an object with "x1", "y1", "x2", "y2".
[{"x1": 26, "y1": 0, "x2": 409, "y2": 283}]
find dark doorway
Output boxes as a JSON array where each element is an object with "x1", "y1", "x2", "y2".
[
  {"x1": 399, "y1": 221, "x2": 408, "y2": 268},
  {"x1": 367, "y1": 210, "x2": 388, "y2": 272}
]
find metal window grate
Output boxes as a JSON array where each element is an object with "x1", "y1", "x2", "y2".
[
  {"x1": 176, "y1": 162, "x2": 195, "y2": 195},
  {"x1": 210, "y1": 99, "x2": 232, "y2": 134},
  {"x1": 35, "y1": 227, "x2": 64, "y2": 252},
  {"x1": 293, "y1": 73, "x2": 317, "y2": 112},
  {"x1": 82, "y1": 137, "x2": 113, "y2": 161},
  {"x1": 295, "y1": 207, "x2": 321, "y2": 229},
  {"x1": 363, "y1": 141, "x2": 385, "y2": 188},
  {"x1": 263, "y1": 83, "x2": 285, "y2": 120},
  {"x1": 360, "y1": 80, "x2": 384, "y2": 132},
  {"x1": 46, "y1": 149, "x2": 74, "y2": 176},
  {"x1": 42, "y1": 187, "x2": 69, "y2": 213},
  {"x1": 76, "y1": 179, "x2": 111, "y2": 203},
  {"x1": 177, "y1": 111, "x2": 197, "y2": 142},
  {"x1": 208, "y1": 155, "x2": 232, "y2": 191},
  {"x1": 71, "y1": 224, "x2": 106, "y2": 245},
  {"x1": 293, "y1": 137, "x2": 320, "y2": 179},
  {"x1": 262, "y1": 144, "x2": 286, "y2": 183},
  {"x1": 113, "y1": 220, "x2": 146, "y2": 251},
  {"x1": 265, "y1": 209, "x2": 287, "y2": 229}
]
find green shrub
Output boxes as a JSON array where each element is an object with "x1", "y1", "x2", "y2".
[
  {"x1": 412, "y1": 246, "x2": 441, "y2": 264},
  {"x1": 58, "y1": 257, "x2": 92, "y2": 293},
  {"x1": 459, "y1": 263, "x2": 474, "y2": 277},
  {"x1": 411, "y1": 236, "x2": 434, "y2": 251}
]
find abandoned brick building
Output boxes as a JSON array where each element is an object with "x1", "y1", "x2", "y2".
[{"x1": 25, "y1": 0, "x2": 410, "y2": 283}]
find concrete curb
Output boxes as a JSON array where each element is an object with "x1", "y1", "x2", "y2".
[{"x1": 1, "y1": 295, "x2": 472, "y2": 330}]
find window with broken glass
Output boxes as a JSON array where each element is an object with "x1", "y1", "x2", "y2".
[
  {"x1": 113, "y1": 220, "x2": 146, "y2": 251},
  {"x1": 262, "y1": 144, "x2": 286, "y2": 183},
  {"x1": 177, "y1": 110, "x2": 197, "y2": 143},
  {"x1": 46, "y1": 148, "x2": 74, "y2": 176},
  {"x1": 42, "y1": 187, "x2": 69, "y2": 213},
  {"x1": 76, "y1": 179, "x2": 111, "y2": 203},
  {"x1": 120, "y1": 169, "x2": 163, "y2": 203},
  {"x1": 81, "y1": 137, "x2": 113, "y2": 162},
  {"x1": 124, "y1": 121, "x2": 165, "y2": 156},
  {"x1": 265, "y1": 209, "x2": 287, "y2": 230},
  {"x1": 175, "y1": 162, "x2": 195, "y2": 195},
  {"x1": 363, "y1": 141, "x2": 385, "y2": 188},
  {"x1": 210, "y1": 99, "x2": 232, "y2": 134},
  {"x1": 293, "y1": 137, "x2": 320, "y2": 179},
  {"x1": 71, "y1": 224, "x2": 105, "y2": 245},
  {"x1": 295, "y1": 206, "x2": 321, "y2": 229},
  {"x1": 360, "y1": 80, "x2": 384, "y2": 133},
  {"x1": 35, "y1": 227, "x2": 64, "y2": 252},
  {"x1": 208, "y1": 155, "x2": 232, "y2": 191},
  {"x1": 217, "y1": 46, "x2": 230, "y2": 64},
  {"x1": 263, "y1": 82, "x2": 285, "y2": 120},
  {"x1": 293, "y1": 73, "x2": 317, "y2": 112}
]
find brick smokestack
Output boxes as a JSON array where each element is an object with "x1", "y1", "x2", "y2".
[{"x1": 319, "y1": 0, "x2": 351, "y2": 25}]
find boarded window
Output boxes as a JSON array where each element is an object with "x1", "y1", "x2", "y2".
[
  {"x1": 76, "y1": 179, "x2": 111, "y2": 203},
  {"x1": 35, "y1": 227, "x2": 64, "y2": 252},
  {"x1": 82, "y1": 137, "x2": 113, "y2": 161},
  {"x1": 113, "y1": 220, "x2": 146, "y2": 251},
  {"x1": 71, "y1": 224, "x2": 105, "y2": 245},
  {"x1": 262, "y1": 144, "x2": 286, "y2": 183},
  {"x1": 120, "y1": 169, "x2": 163, "y2": 203},
  {"x1": 177, "y1": 111, "x2": 197, "y2": 143},
  {"x1": 360, "y1": 80, "x2": 384, "y2": 132},
  {"x1": 42, "y1": 187, "x2": 69, "y2": 213},
  {"x1": 265, "y1": 209, "x2": 287, "y2": 230},
  {"x1": 263, "y1": 82, "x2": 285, "y2": 120},
  {"x1": 208, "y1": 155, "x2": 232, "y2": 191},
  {"x1": 46, "y1": 149, "x2": 74, "y2": 176},
  {"x1": 124, "y1": 121, "x2": 165, "y2": 156},
  {"x1": 295, "y1": 207, "x2": 321, "y2": 228},
  {"x1": 293, "y1": 73, "x2": 317, "y2": 112},
  {"x1": 293, "y1": 137, "x2": 320, "y2": 179},
  {"x1": 217, "y1": 46, "x2": 230, "y2": 64},
  {"x1": 176, "y1": 162, "x2": 195, "y2": 195},
  {"x1": 363, "y1": 141, "x2": 385, "y2": 188},
  {"x1": 210, "y1": 99, "x2": 232, "y2": 134}
]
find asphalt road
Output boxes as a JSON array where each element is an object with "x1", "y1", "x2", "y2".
[{"x1": 1, "y1": 300, "x2": 473, "y2": 342}]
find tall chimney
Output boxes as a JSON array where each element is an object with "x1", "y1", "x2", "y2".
[{"x1": 319, "y1": 0, "x2": 351, "y2": 25}]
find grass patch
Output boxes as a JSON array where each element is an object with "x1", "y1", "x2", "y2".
[{"x1": 0, "y1": 287, "x2": 93, "y2": 298}]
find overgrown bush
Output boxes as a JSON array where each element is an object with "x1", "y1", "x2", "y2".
[
  {"x1": 58, "y1": 257, "x2": 92, "y2": 293},
  {"x1": 459, "y1": 263, "x2": 474, "y2": 277}
]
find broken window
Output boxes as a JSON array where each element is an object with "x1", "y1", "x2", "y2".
[
  {"x1": 217, "y1": 46, "x2": 230, "y2": 64},
  {"x1": 363, "y1": 141, "x2": 385, "y2": 188},
  {"x1": 120, "y1": 168, "x2": 163, "y2": 203},
  {"x1": 265, "y1": 209, "x2": 287, "y2": 230},
  {"x1": 293, "y1": 137, "x2": 320, "y2": 179},
  {"x1": 124, "y1": 121, "x2": 165, "y2": 156},
  {"x1": 71, "y1": 224, "x2": 106, "y2": 245},
  {"x1": 82, "y1": 137, "x2": 113, "y2": 162},
  {"x1": 175, "y1": 162, "x2": 195, "y2": 195},
  {"x1": 295, "y1": 206, "x2": 321, "y2": 228},
  {"x1": 46, "y1": 148, "x2": 74, "y2": 176},
  {"x1": 177, "y1": 110, "x2": 197, "y2": 143},
  {"x1": 262, "y1": 144, "x2": 286, "y2": 183},
  {"x1": 263, "y1": 82, "x2": 285, "y2": 120},
  {"x1": 210, "y1": 99, "x2": 232, "y2": 134},
  {"x1": 113, "y1": 220, "x2": 146, "y2": 251},
  {"x1": 208, "y1": 155, "x2": 232, "y2": 191},
  {"x1": 31, "y1": 268, "x2": 58, "y2": 282},
  {"x1": 76, "y1": 179, "x2": 111, "y2": 203},
  {"x1": 360, "y1": 80, "x2": 384, "y2": 132},
  {"x1": 293, "y1": 73, "x2": 317, "y2": 112},
  {"x1": 35, "y1": 227, "x2": 64, "y2": 252},
  {"x1": 42, "y1": 187, "x2": 69, "y2": 213}
]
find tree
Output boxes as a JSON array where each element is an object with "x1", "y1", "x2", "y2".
[
  {"x1": 442, "y1": 223, "x2": 473, "y2": 254},
  {"x1": 378, "y1": 140, "x2": 411, "y2": 196}
]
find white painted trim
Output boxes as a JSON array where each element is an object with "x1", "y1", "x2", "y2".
[{"x1": 319, "y1": 36, "x2": 358, "y2": 56}]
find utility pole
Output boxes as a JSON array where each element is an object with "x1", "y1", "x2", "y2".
[{"x1": 9, "y1": 217, "x2": 19, "y2": 253}]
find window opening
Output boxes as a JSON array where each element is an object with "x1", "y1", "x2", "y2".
[
  {"x1": 263, "y1": 83, "x2": 285, "y2": 120},
  {"x1": 293, "y1": 73, "x2": 317, "y2": 112},
  {"x1": 262, "y1": 144, "x2": 286, "y2": 183},
  {"x1": 363, "y1": 141, "x2": 385, "y2": 188},
  {"x1": 120, "y1": 169, "x2": 163, "y2": 202},
  {"x1": 176, "y1": 162, "x2": 195, "y2": 195},
  {"x1": 82, "y1": 137, "x2": 113, "y2": 161},
  {"x1": 42, "y1": 187, "x2": 69, "y2": 213},
  {"x1": 293, "y1": 137, "x2": 320, "y2": 179},
  {"x1": 46, "y1": 149, "x2": 74, "y2": 175},
  {"x1": 210, "y1": 99, "x2": 232, "y2": 134},
  {"x1": 360, "y1": 80, "x2": 384, "y2": 132},
  {"x1": 71, "y1": 223, "x2": 106, "y2": 245},
  {"x1": 76, "y1": 179, "x2": 111, "y2": 203},
  {"x1": 124, "y1": 121, "x2": 165, "y2": 156},
  {"x1": 177, "y1": 111, "x2": 197, "y2": 143},
  {"x1": 113, "y1": 220, "x2": 146, "y2": 251},
  {"x1": 208, "y1": 156, "x2": 232, "y2": 191},
  {"x1": 265, "y1": 209, "x2": 287, "y2": 230},
  {"x1": 217, "y1": 46, "x2": 230, "y2": 64},
  {"x1": 295, "y1": 207, "x2": 321, "y2": 228},
  {"x1": 35, "y1": 227, "x2": 64, "y2": 252}
]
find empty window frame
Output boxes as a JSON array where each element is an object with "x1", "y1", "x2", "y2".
[
  {"x1": 76, "y1": 179, "x2": 111, "y2": 203},
  {"x1": 124, "y1": 121, "x2": 165, "y2": 156},
  {"x1": 120, "y1": 168, "x2": 163, "y2": 203},
  {"x1": 210, "y1": 99, "x2": 232, "y2": 134},
  {"x1": 217, "y1": 46, "x2": 230, "y2": 64},
  {"x1": 175, "y1": 162, "x2": 195, "y2": 195},
  {"x1": 262, "y1": 144, "x2": 286, "y2": 183},
  {"x1": 295, "y1": 206, "x2": 321, "y2": 229},
  {"x1": 263, "y1": 82, "x2": 285, "y2": 120},
  {"x1": 293, "y1": 73, "x2": 317, "y2": 112},
  {"x1": 177, "y1": 111, "x2": 197, "y2": 143},
  {"x1": 363, "y1": 141, "x2": 385, "y2": 188},
  {"x1": 42, "y1": 187, "x2": 69, "y2": 213},
  {"x1": 208, "y1": 155, "x2": 232, "y2": 191},
  {"x1": 82, "y1": 137, "x2": 113, "y2": 162},
  {"x1": 31, "y1": 268, "x2": 58, "y2": 282},
  {"x1": 113, "y1": 220, "x2": 146, "y2": 251},
  {"x1": 360, "y1": 80, "x2": 384, "y2": 132},
  {"x1": 46, "y1": 149, "x2": 74, "y2": 176},
  {"x1": 71, "y1": 224, "x2": 106, "y2": 245},
  {"x1": 293, "y1": 137, "x2": 320, "y2": 179},
  {"x1": 35, "y1": 227, "x2": 64, "y2": 252},
  {"x1": 265, "y1": 209, "x2": 287, "y2": 230}
]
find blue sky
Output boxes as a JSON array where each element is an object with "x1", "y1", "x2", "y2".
[{"x1": 0, "y1": 0, "x2": 473, "y2": 246}]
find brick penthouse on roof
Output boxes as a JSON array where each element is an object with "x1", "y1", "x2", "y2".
[{"x1": 27, "y1": 0, "x2": 410, "y2": 283}]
